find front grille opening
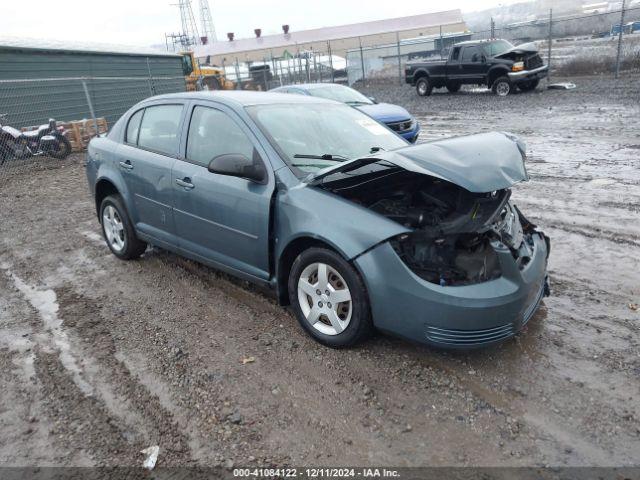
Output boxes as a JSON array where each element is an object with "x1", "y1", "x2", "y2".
[
  {"x1": 386, "y1": 120, "x2": 412, "y2": 133},
  {"x1": 526, "y1": 54, "x2": 543, "y2": 69}
]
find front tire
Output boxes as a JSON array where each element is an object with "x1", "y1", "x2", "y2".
[
  {"x1": 416, "y1": 77, "x2": 433, "y2": 97},
  {"x1": 100, "y1": 194, "x2": 147, "y2": 260},
  {"x1": 492, "y1": 76, "x2": 513, "y2": 96},
  {"x1": 288, "y1": 248, "x2": 372, "y2": 348}
]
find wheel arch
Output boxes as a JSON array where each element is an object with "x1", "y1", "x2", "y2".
[
  {"x1": 94, "y1": 178, "x2": 121, "y2": 217},
  {"x1": 275, "y1": 235, "x2": 373, "y2": 307},
  {"x1": 414, "y1": 69, "x2": 430, "y2": 81},
  {"x1": 487, "y1": 67, "x2": 510, "y2": 87},
  {"x1": 276, "y1": 236, "x2": 343, "y2": 306}
]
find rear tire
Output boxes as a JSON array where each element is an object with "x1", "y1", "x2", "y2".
[
  {"x1": 100, "y1": 194, "x2": 147, "y2": 260},
  {"x1": 416, "y1": 77, "x2": 433, "y2": 97},
  {"x1": 446, "y1": 82, "x2": 461, "y2": 93},
  {"x1": 288, "y1": 247, "x2": 372, "y2": 348},
  {"x1": 492, "y1": 76, "x2": 512, "y2": 96},
  {"x1": 517, "y1": 79, "x2": 539, "y2": 92},
  {"x1": 49, "y1": 135, "x2": 71, "y2": 159}
]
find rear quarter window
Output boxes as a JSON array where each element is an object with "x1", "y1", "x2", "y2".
[{"x1": 125, "y1": 109, "x2": 144, "y2": 144}]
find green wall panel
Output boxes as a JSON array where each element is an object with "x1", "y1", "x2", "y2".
[{"x1": 0, "y1": 47, "x2": 187, "y2": 128}]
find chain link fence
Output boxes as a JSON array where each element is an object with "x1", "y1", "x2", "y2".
[
  {"x1": 0, "y1": 75, "x2": 186, "y2": 181},
  {"x1": 223, "y1": 5, "x2": 640, "y2": 89},
  {"x1": 1, "y1": 7, "x2": 639, "y2": 181}
]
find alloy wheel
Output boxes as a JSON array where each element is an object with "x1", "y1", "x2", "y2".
[
  {"x1": 297, "y1": 262, "x2": 352, "y2": 336},
  {"x1": 102, "y1": 205, "x2": 125, "y2": 252},
  {"x1": 496, "y1": 82, "x2": 511, "y2": 96}
]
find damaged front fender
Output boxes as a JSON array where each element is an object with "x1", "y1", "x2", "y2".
[{"x1": 274, "y1": 181, "x2": 411, "y2": 261}]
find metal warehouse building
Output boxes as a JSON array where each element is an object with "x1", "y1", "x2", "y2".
[
  {"x1": 0, "y1": 38, "x2": 187, "y2": 128},
  {"x1": 194, "y1": 9, "x2": 468, "y2": 64}
]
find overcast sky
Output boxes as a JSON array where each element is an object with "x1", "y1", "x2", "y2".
[{"x1": 1, "y1": 0, "x2": 523, "y2": 47}]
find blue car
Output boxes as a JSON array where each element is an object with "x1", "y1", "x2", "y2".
[
  {"x1": 86, "y1": 91, "x2": 549, "y2": 349},
  {"x1": 270, "y1": 83, "x2": 421, "y2": 143}
]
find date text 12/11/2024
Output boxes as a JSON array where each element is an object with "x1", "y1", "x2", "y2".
[{"x1": 233, "y1": 468, "x2": 401, "y2": 478}]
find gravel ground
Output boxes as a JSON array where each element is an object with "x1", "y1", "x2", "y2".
[{"x1": 0, "y1": 75, "x2": 639, "y2": 470}]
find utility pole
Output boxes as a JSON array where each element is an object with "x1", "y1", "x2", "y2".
[
  {"x1": 171, "y1": 0, "x2": 200, "y2": 48},
  {"x1": 547, "y1": 8, "x2": 553, "y2": 83},
  {"x1": 396, "y1": 31, "x2": 402, "y2": 85},
  {"x1": 198, "y1": 0, "x2": 217, "y2": 44},
  {"x1": 615, "y1": 0, "x2": 627, "y2": 79},
  {"x1": 359, "y1": 37, "x2": 366, "y2": 88},
  {"x1": 490, "y1": 17, "x2": 495, "y2": 39}
]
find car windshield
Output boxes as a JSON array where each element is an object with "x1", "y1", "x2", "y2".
[
  {"x1": 247, "y1": 103, "x2": 407, "y2": 177},
  {"x1": 306, "y1": 85, "x2": 373, "y2": 105},
  {"x1": 484, "y1": 40, "x2": 515, "y2": 57}
]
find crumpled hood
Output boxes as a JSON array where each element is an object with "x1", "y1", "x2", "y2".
[
  {"x1": 495, "y1": 42, "x2": 539, "y2": 58},
  {"x1": 306, "y1": 132, "x2": 529, "y2": 193},
  {"x1": 355, "y1": 102, "x2": 413, "y2": 122}
]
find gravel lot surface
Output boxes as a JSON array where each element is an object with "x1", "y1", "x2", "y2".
[{"x1": 0, "y1": 75, "x2": 639, "y2": 469}]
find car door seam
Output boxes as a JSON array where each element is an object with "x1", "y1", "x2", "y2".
[{"x1": 173, "y1": 207, "x2": 259, "y2": 240}]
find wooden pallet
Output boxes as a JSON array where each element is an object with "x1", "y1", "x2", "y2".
[{"x1": 21, "y1": 118, "x2": 108, "y2": 152}]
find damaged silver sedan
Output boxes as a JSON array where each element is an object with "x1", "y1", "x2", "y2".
[{"x1": 86, "y1": 91, "x2": 549, "y2": 349}]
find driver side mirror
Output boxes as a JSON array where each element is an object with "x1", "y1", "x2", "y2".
[{"x1": 208, "y1": 153, "x2": 267, "y2": 184}]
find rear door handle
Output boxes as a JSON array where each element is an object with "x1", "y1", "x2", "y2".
[
  {"x1": 119, "y1": 160, "x2": 133, "y2": 170},
  {"x1": 175, "y1": 177, "x2": 194, "y2": 190}
]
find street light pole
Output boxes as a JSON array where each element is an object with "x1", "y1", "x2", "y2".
[{"x1": 615, "y1": 0, "x2": 627, "y2": 79}]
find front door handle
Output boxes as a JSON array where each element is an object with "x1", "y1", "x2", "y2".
[
  {"x1": 119, "y1": 160, "x2": 133, "y2": 170},
  {"x1": 175, "y1": 178, "x2": 194, "y2": 190}
]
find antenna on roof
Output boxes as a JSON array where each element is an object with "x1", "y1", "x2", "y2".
[
  {"x1": 168, "y1": 0, "x2": 200, "y2": 49},
  {"x1": 199, "y1": 0, "x2": 217, "y2": 44}
]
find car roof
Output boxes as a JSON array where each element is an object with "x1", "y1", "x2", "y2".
[
  {"x1": 271, "y1": 83, "x2": 346, "y2": 91},
  {"x1": 147, "y1": 90, "x2": 339, "y2": 107}
]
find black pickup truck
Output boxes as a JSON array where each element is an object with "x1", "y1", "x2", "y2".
[{"x1": 405, "y1": 39, "x2": 548, "y2": 96}]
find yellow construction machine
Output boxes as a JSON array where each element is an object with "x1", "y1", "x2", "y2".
[{"x1": 180, "y1": 51, "x2": 235, "y2": 91}]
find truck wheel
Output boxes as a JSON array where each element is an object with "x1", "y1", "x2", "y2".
[
  {"x1": 202, "y1": 76, "x2": 221, "y2": 90},
  {"x1": 518, "y1": 79, "x2": 539, "y2": 92},
  {"x1": 492, "y1": 76, "x2": 512, "y2": 96},
  {"x1": 416, "y1": 77, "x2": 432, "y2": 97},
  {"x1": 446, "y1": 82, "x2": 461, "y2": 93}
]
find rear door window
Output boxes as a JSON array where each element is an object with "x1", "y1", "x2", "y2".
[{"x1": 137, "y1": 104, "x2": 184, "y2": 155}]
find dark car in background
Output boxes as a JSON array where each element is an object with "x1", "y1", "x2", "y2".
[
  {"x1": 270, "y1": 83, "x2": 421, "y2": 143},
  {"x1": 86, "y1": 91, "x2": 549, "y2": 349},
  {"x1": 405, "y1": 39, "x2": 548, "y2": 96}
]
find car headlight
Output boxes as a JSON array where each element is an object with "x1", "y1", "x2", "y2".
[{"x1": 512, "y1": 61, "x2": 525, "y2": 72}]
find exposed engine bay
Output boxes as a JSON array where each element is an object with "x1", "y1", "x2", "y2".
[{"x1": 317, "y1": 166, "x2": 537, "y2": 286}]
